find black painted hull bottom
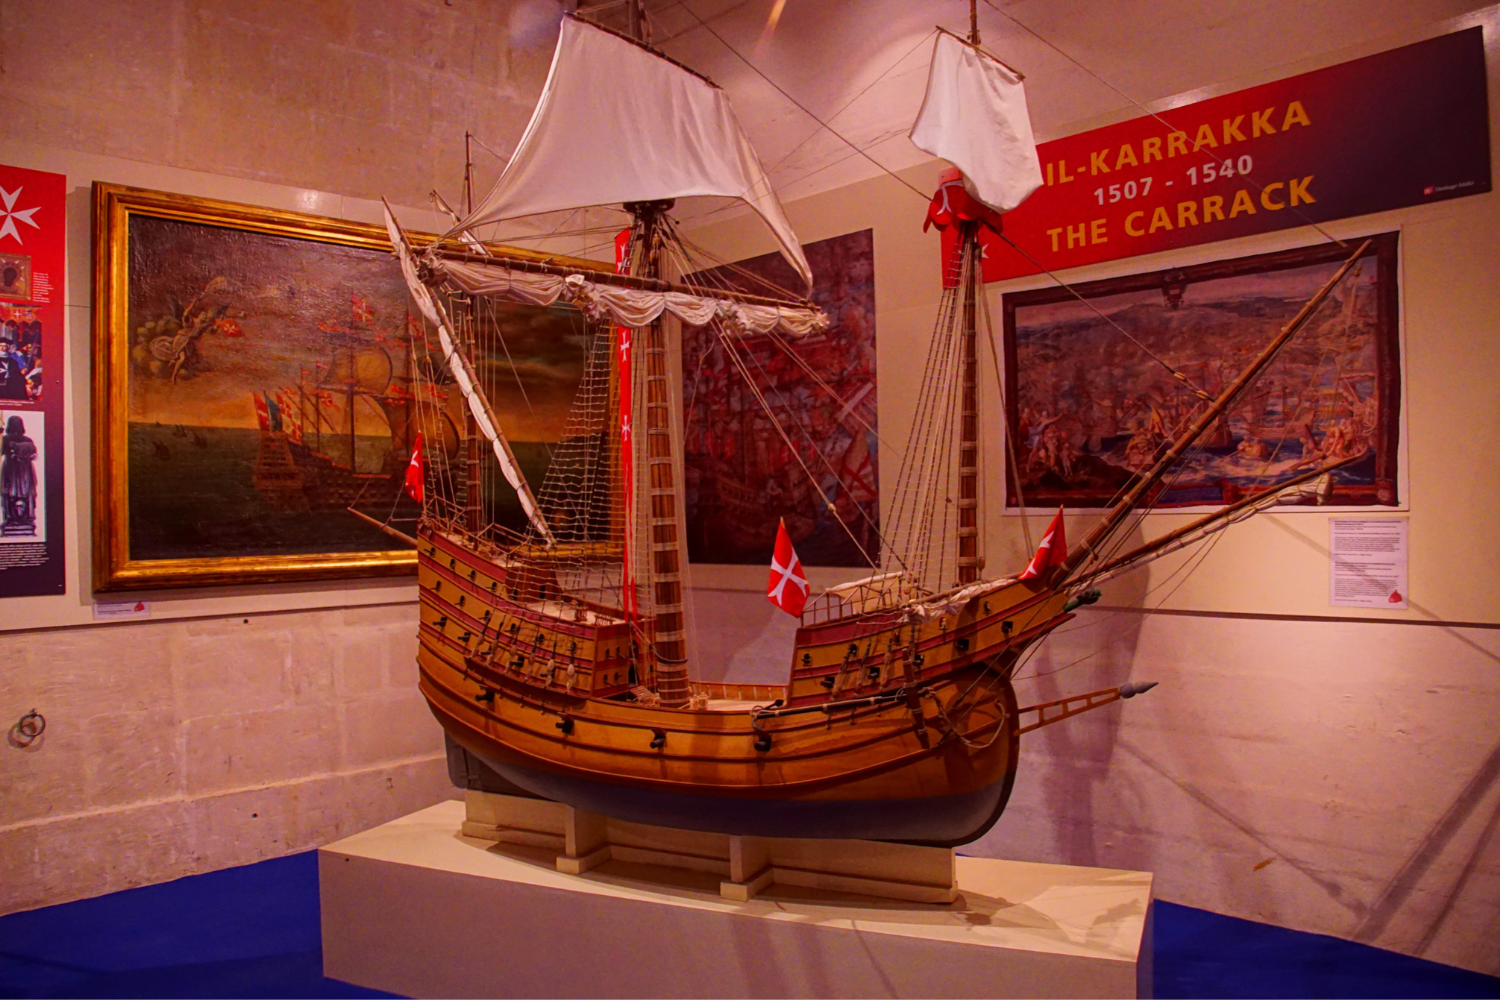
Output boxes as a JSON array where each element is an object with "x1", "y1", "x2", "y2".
[{"x1": 457, "y1": 740, "x2": 1009, "y2": 846}]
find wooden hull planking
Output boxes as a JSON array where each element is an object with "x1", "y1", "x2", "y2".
[{"x1": 414, "y1": 526, "x2": 1072, "y2": 844}]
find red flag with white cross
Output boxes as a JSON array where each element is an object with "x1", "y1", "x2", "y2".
[
  {"x1": 1019, "y1": 507, "x2": 1068, "y2": 581},
  {"x1": 766, "y1": 519, "x2": 809, "y2": 617},
  {"x1": 404, "y1": 431, "x2": 425, "y2": 504}
]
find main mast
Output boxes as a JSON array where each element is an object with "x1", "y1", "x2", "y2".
[
  {"x1": 956, "y1": 222, "x2": 981, "y2": 585},
  {"x1": 627, "y1": 214, "x2": 689, "y2": 706},
  {"x1": 461, "y1": 135, "x2": 482, "y2": 535},
  {"x1": 955, "y1": 8, "x2": 983, "y2": 586}
]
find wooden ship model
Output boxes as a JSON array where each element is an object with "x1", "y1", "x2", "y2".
[{"x1": 371, "y1": 12, "x2": 1368, "y2": 847}]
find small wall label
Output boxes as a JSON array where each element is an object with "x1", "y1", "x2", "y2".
[{"x1": 1330, "y1": 518, "x2": 1408, "y2": 609}]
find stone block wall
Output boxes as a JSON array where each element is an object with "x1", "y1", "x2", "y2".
[{"x1": 0, "y1": 603, "x2": 450, "y2": 915}]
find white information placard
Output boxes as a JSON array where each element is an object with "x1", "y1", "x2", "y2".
[{"x1": 1330, "y1": 518, "x2": 1408, "y2": 609}]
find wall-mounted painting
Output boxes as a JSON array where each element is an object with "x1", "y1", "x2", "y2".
[
  {"x1": 682, "y1": 228, "x2": 878, "y2": 567},
  {"x1": 92, "y1": 183, "x2": 599, "y2": 590},
  {"x1": 1002, "y1": 233, "x2": 1400, "y2": 509}
]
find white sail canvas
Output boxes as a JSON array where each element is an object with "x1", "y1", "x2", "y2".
[
  {"x1": 454, "y1": 16, "x2": 813, "y2": 290},
  {"x1": 909, "y1": 32, "x2": 1043, "y2": 214}
]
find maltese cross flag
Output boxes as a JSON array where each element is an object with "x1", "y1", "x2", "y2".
[
  {"x1": 1019, "y1": 506, "x2": 1068, "y2": 581},
  {"x1": 767, "y1": 519, "x2": 809, "y2": 617},
  {"x1": 404, "y1": 431, "x2": 425, "y2": 504}
]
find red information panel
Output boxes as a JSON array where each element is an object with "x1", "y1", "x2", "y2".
[
  {"x1": 0, "y1": 164, "x2": 65, "y2": 596},
  {"x1": 947, "y1": 27, "x2": 1491, "y2": 283}
]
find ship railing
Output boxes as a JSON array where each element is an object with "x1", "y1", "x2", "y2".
[
  {"x1": 690, "y1": 681, "x2": 787, "y2": 704},
  {"x1": 800, "y1": 572, "x2": 911, "y2": 626}
]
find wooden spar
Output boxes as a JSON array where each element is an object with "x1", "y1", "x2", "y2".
[
  {"x1": 428, "y1": 247, "x2": 816, "y2": 312},
  {"x1": 1015, "y1": 681, "x2": 1156, "y2": 736},
  {"x1": 1073, "y1": 454, "x2": 1363, "y2": 587},
  {"x1": 632, "y1": 200, "x2": 691, "y2": 707},
  {"x1": 1060, "y1": 238, "x2": 1372, "y2": 578},
  {"x1": 956, "y1": 223, "x2": 981, "y2": 584},
  {"x1": 933, "y1": 26, "x2": 1026, "y2": 79},
  {"x1": 346, "y1": 507, "x2": 418, "y2": 547}
]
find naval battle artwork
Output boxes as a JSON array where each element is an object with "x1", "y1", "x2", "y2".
[
  {"x1": 101, "y1": 189, "x2": 588, "y2": 587},
  {"x1": 1003, "y1": 234, "x2": 1400, "y2": 508},
  {"x1": 683, "y1": 229, "x2": 878, "y2": 567}
]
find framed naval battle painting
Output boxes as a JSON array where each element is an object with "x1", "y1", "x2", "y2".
[
  {"x1": 682, "y1": 228, "x2": 878, "y2": 567},
  {"x1": 1002, "y1": 233, "x2": 1400, "y2": 510},
  {"x1": 91, "y1": 183, "x2": 604, "y2": 590}
]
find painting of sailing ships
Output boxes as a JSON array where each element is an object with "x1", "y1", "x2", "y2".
[
  {"x1": 683, "y1": 229, "x2": 877, "y2": 567},
  {"x1": 112, "y1": 201, "x2": 588, "y2": 573},
  {"x1": 1003, "y1": 234, "x2": 1400, "y2": 508}
]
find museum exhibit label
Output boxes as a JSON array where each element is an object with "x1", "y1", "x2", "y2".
[
  {"x1": 946, "y1": 26, "x2": 1492, "y2": 282},
  {"x1": 0, "y1": 163, "x2": 65, "y2": 597}
]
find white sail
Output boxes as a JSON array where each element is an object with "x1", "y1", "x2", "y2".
[
  {"x1": 909, "y1": 31, "x2": 1043, "y2": 214},
  {"x1": 450, "y1": 15, "x2": 813, "y2": 291},
  {"x1": 430, "y1": 258, "x2": 829, "y2": 339},
  {"x1": 383, "y1": 204, "x2": 556, "y2": 547}
]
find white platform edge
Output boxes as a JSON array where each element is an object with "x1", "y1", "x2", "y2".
[{"x1": 320, "y1": 800, "x2": 1153, "y2": 999}]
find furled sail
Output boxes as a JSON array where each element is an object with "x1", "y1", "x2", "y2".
[
  {"x1": 429, "y1": 258, "x2": 829, "y2": 340},
  {"x1": 448, "y1": 15, "x2": 813, "y2": 291},
  {"x1": 908, "y1": 30, "x2": 1043, "y2": 214},
  {"x1": 384, "y1": 204, "x2": 556, "y2": 546}
]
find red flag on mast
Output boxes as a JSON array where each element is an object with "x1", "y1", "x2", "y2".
[
  {"x1": 766, "y1": 519, "x2": 809, "y2": 617},
  {"x1": 615, "y1": 228, "x2": 639, "y2": 622},
  {"x1": 1019, "y1": 507, "x2": 1068, "y2": 581},
  {"x1": 404, "y1": 431, "x2": 425, "y2": 503}
]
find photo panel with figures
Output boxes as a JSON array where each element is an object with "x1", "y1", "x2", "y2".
[{"x1": 1, "y1": 408, "x2": 44, "y2": 542}]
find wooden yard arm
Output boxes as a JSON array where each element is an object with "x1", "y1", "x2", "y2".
[{"x1": 1016, "y1": 681, "x2": 1157, "y2": 735}]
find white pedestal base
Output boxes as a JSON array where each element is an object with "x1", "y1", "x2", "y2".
[{"x1": 320, "y1": 801, "x2": 1153, "y2": 999}]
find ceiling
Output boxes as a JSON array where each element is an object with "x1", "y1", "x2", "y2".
[{"x1": 619, "y1": 0, "x2": 1496, "y2": 208}]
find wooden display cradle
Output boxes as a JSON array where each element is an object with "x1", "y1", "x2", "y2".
[{"x1": 462, "y1": 789, "x2": 958, "y2": 904}]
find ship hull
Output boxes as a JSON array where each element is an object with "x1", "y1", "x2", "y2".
[
  {"x1": 415, "y1": 526, "x2": 1067, "y2": 847},
  {"x1": 463, "y1": 742, "x2": 1016, "y2": 844}
]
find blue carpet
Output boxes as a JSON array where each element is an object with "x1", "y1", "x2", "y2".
[
  {"x1": 0, "y1": 853, "x2": 391, "y2": 999},
  {"x1": 1, "y1": 851, "x2": 1497, "y2": 998}
]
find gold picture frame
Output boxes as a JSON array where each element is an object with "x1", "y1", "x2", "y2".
[{"x1": 91, "y1": 182, "x2": 605, "y2": 591}]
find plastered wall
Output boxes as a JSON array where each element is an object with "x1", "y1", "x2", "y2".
[
  {"x1": 0, "y1": 0, "x2": 574, "y2": 914},
  {"x1": 683, "y1": 8, "x2": 1500, "y2": 977}
]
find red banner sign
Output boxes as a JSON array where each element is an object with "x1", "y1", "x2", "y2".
[
  {"x1": 947, "y1": 27, "x2": 1491, "y2": 284},
  {"x1": 0, "y1": 163, "x2": 65, "y2": 596}
]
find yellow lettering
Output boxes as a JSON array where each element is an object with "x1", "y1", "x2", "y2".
[
  {"x1": 1148, "y1": 206, "x2": 1174, "y2": 233},
  {"x1": 1114, "y1": 144, "x2": 1139, "y2": 169},
  {"x1": 1202, "y1": 196, "x2": 1226, "y2": 222},
  {"x1": 1177, "y1": 201, "x2": 1199, "y2": 227},
  {"x1": 1058, "y1": 159, "x2": 1076, "y2": 183},
  {"x1": 1282, "y1": 101, "x2": 1311, "y2": 130},
  {"x1": 1047, "y1": 227, "x2": 1064, "y2": 252},
  {"x1": 1045, "y1": 162, "x2": 1055, "y2": 186},
  {"x1": 1167, "y1": 132, "x2": 1189, "y2": 157},
  {"x1": 1066, "y1": 223, "x2": 1087, "y2": 249},
  {"x1": 1290, "y1": 175, "x2": 1315, "y2": 205},
  {"x1": 1259, "y1": 182, "x2": 1286, "y2": 210},
  {"x1": 1193, "y1": 123, "x2": 1219, "y2": 150},
  {"x1": 1251, "y1": 107, "x2": 1277, "y2": 137},
  {"x1": 1142, "y1": 137, "x2": 1163, "y2": 162},
  {"x1": 1090, "y1": 218, "x2": 1107, "y2": 244},
  {"x1": 1229, "y1": 189, "x2": 1257, "y2": 218},
  {"x1": 1125, "y1": 210, "x2": 1146, "y2": 236},
  {"x1": 1222, "y1": 115, "x2": 1246, "y2": 144},
  {"x1": 1090, "y1": 149, "x2": 1111, "y2": 175}
]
